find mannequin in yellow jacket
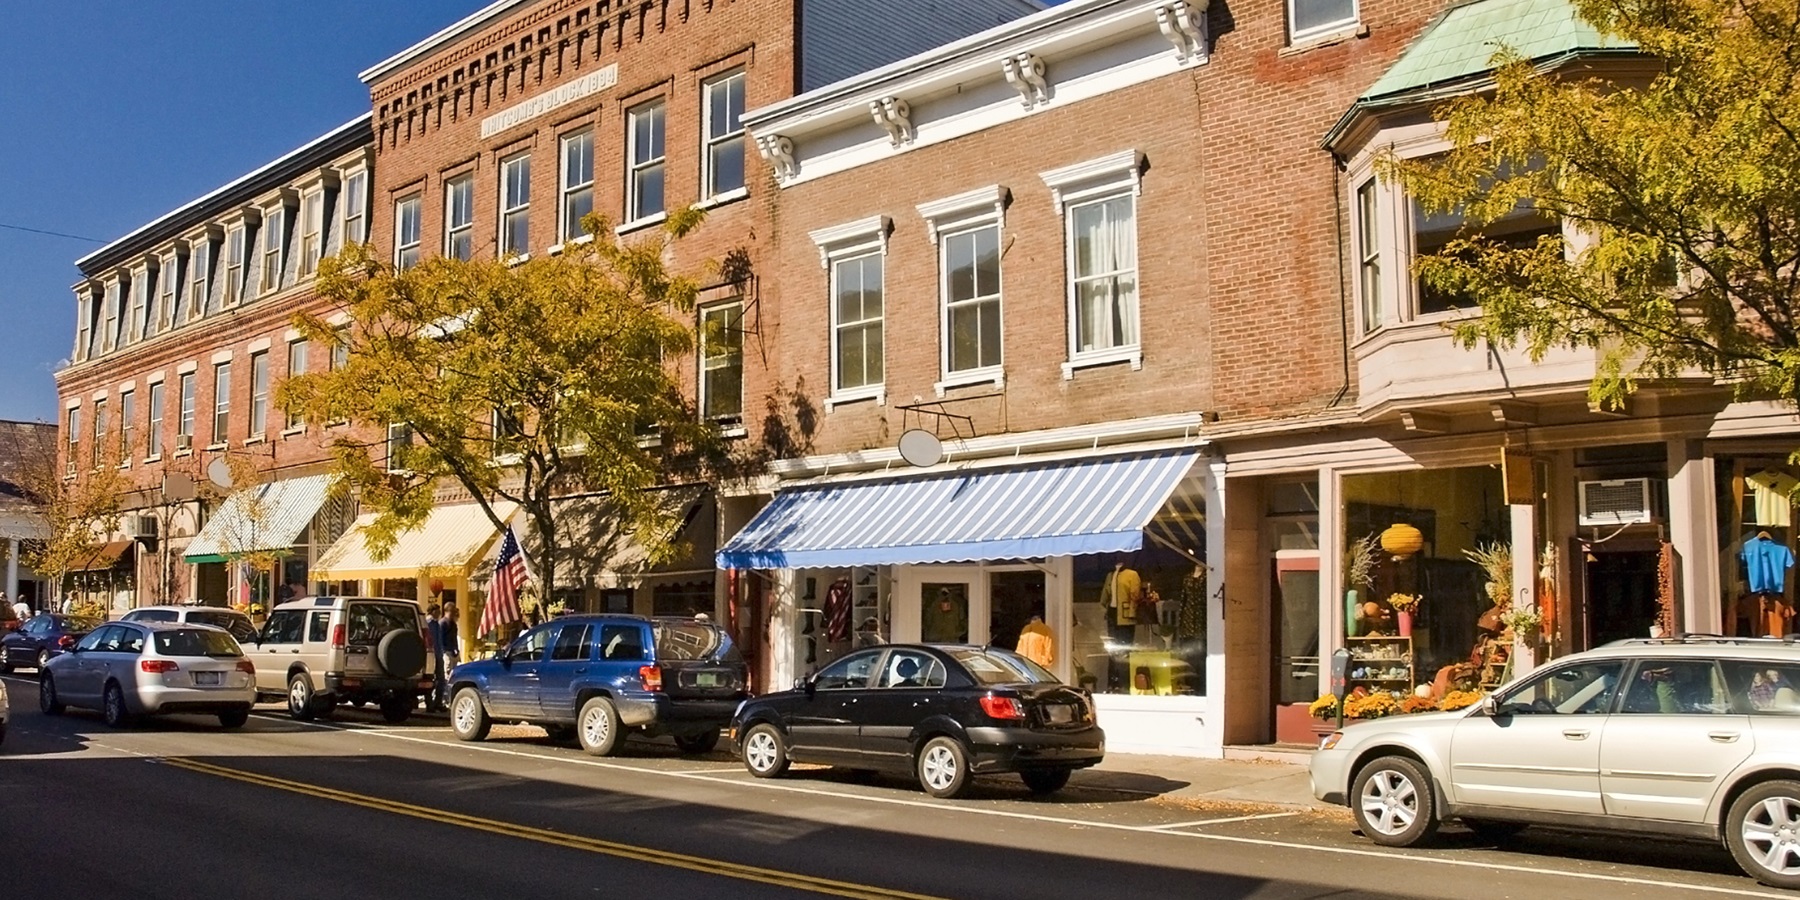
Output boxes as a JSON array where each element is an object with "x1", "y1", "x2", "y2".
[{"x1": 1016, "y1": 615, "x2": 1055, "y2": 668}]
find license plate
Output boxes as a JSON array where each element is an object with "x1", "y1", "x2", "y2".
[
  {"x1": 348, "y1": 655, "x2": 375, "y2": 672},
  {"x1": 695, "y1": 672, "x2": 721, "y2": 687},
  {"x1": 194, "y1": 671, "x2": 221, "y2": 686},
  {"x1": 1045, "y1": 704, "x2": 1073, "y2": 724}
]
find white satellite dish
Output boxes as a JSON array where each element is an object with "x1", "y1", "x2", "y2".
[
  {"x1": 206, "y1": 457, "x2": 235, "y2": 490},
  {"x1": 897, "y1": 429, "x2": 944, "y2": 468}
]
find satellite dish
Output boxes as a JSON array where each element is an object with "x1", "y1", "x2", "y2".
[
  {"x1": 206, "y1": 457, "x2": 235, "y2": 490},
  {"x1": 897, "y1": 429, "x2": 944, "y2": 468}
]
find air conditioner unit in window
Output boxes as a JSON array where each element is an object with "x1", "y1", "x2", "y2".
[
  {"x1": 1578, "y1": 478, "x2": 1655, "y2": 527},
  {"x1": 175, "y1": 434, "x2": 193, "y2": 450},
  {"x1": 127, "y1": 515, "x2": 158, "y2": 539}
]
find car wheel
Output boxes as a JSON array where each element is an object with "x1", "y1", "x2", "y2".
[
  {"x1": 1461, "y1": 817, "x2": 1527, "y2": 842},
  {"x1": 917, "y1": 736, "x2": 972, "y2": 799},
  {"x1": 39, "y1": 672, "x2": 64, "y2": 715},
  {"x1": 1021, "y1": 769, "x2": 1073, "y2": 795},
  {"x1": 741, "y1": 723, "x2": 789, "y2": 778},
  {"x1": 451, "y1": 688, "x2": 491, "y2": 742},
  {"x1": 101, "y1": 682, "x2": 132, "y2": 729},
  {"x1": 378, "y1": 694, "x2": 414, "y2": 724},
  {"x1": 1352, "y1": 755, "x2": 1440, "y2": 847},
  {"x1": 1727, "y1": 779, "x2": 1800, "y2": 889},
  {"x1": 675, "y1": 730, "x2": 721, "y2": 755},
  {"x1": 576, "y1": 697, "x2": 622, "y2": 757},
  {"x1": 37, "y1": 650, "x2": 50, "y2": 671},
  {"x1": 287, "y1": 673, "x2": 319, "y2": 722},
  {"x1": 218, "y1": 708, "x2": 250, "y2": 729}
]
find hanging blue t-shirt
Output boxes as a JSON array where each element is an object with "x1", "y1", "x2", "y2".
[{"x1": 1742, "y1": 537, "x2": 1795, "y2": 594}]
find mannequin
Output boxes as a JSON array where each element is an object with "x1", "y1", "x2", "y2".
[
  {"x1": 1742, "y1": 530, "x2": 1796, "y2": 637},
  {"x1": 1016, "y1": 614, "x2": 1055, "y2": 668},
  {"x1": 1099, "y1": 561, "x2": 1143, "y2": 692}
]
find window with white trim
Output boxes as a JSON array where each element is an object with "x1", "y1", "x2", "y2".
[
  {"x1": 299, "y1": 189, "x2": 325, "y2": 277},
  {"x1": 249, "y1": 351, "x2": 270, "y2": 437},
  {"x1": 119, "y1": 390, "x2": 135, "y2": 462},
  {"x1": 65, "y1": 407, "x2": 79, "y2": 476},
  {"x1": 1068, "y1": 195, "x2": 1138, "y2": 357},
  {"x1": 260, "y1": 205, "x2": 285, "y2": 294},
  {"x1": 1289, "y1": 0, "x2": 1357, "y2": 42},
  {"x1": 147, "y1": 381, "x2": 164, "y2": 457},
  {"x1": 126, "y1": 270, "x2": 148, "y2": 345},
  {"x1": 74, "y1": 291, "x2": 92, "y2": 362},
  {"x1": 699, "y1": 302, "x2": 744, "y2": 424},
  {"x1": 386, "y1": 422, "x2": 413, "y2": 473},
  {"x1": 1356, "y1": 179, "x2": 1383, "y2": 334},
  {"x1": 833, "y1": 253, "x2": 884, "y2": 396},
  {"x1": 91, "y1": 398, "x2": 106, "y2": 468},
  {"x1": 211, "y1": 361, "x2": 231, "y2": 445},
  {"x1": 627, "y1": 101, "x2": 666, "y2": 223},
  {"x1": 500, "y1": 153, "x2": 531, "y2": 256},
  {"x1": 101, "y1": 281, "x2": 120, "y2": 353},
  {"x1": 395, "y1": 194, "x2": 422, "y2": 270},
  {"x1": 943, "y1": 225, "x2": 1003, "y2": 375},
  {"x1": 160, "y1": 252, "x2": 180, "y2": 331},
  {"x1": 188, "y1": 242, "x2": 210, "y2": 320},
  {"x1": 560, "y1": 130, "x2": 594, "y2": 242},
  {"x1": 445, "y1": 174, "x2": 474, "y2": 261},
  {"x1": 223, "y1": 224, "x2": 245, "y2": 307},
  {"x1": 285, "y1": 340, "x2": 308, "y2": 430},
  {"x1": 1411, "y1": 191, "x2": 1560, "y2": 317},
  {"x1": 342, "y1": 169, "x2": 368, "y2": 246},
  {"x1": 703, "y1": 69, "x2": 746, "y2": 200},
  {"x1": 177, "y1": 373, "x2": 196, "y2": 445}
]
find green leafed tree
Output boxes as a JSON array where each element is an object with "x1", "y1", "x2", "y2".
[
  {"x1": 280, "y1": 209, "x2": 739, "y2": 603},
  {"x1": 1383, "y1": 0, "x2": 1800, "y2": 412}
]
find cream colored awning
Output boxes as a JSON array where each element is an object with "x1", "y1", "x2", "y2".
[{"x1": 311, "y1": 501, "x2": 517, "y2": 582}]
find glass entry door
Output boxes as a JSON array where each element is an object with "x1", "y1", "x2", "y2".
[{"x1": 895, "y1": 566, "x2": 984, "y2": 646}]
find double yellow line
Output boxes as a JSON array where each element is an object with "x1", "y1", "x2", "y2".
[{"x1": 162, "y1": 758, "x2": 944, "y2": 900}]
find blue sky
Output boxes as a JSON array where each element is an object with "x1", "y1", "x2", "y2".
[{"x1": 0, "y1": 2, "x2": 472, "y2": 424}]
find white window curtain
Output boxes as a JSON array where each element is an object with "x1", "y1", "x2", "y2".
[{"x1": 1071, "y1": 195, "x2": 1138, "y2": 354}]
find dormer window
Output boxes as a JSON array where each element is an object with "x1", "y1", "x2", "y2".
[
  {"x1": 160, "y1": 252, "x2": 181, "y2": 331},
  {"x1": 342, "y1": 169, "x2": 368, "y2": 246},
  {"x1": 224, "y1": 224, "x2": 246, "y2": 307},
  {"x1": 260, "y1": 205, "x2": 286, "y2": 295},
  {"x1": 299, "y1": 189, "x2": 325, "y2": 277},
  {"x1": 189, "y1": 240, "x2": 211, "y2": 320}
]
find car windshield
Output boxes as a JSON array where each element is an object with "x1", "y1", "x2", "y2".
[
  {"x1": 654, "y1": 621, "x2": 737, "y2": 661},
  {"x1": 154, "y1": 628, "x2": 243, "y2": 658},
  {"x1": 948, "y1": 648, "x2": 1061, "y2": 685},
  {"x1": 347, "y1": 603, "x2": 417, "y2": 643},
  {"x1": 187, "y1": 611, "x2": 257, "y2": 642}
]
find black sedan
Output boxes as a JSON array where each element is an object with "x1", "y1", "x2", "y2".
[
  {"x1": 0, "y1": 614, "x2": 102, "y2": 673},
  {"x1": 730, "y1": 644, "x2": 1104, "y2": 798}
]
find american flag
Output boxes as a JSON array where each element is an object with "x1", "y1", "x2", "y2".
[{"x1": 480, "y1": 525, "x2": 528, "y2": 636}]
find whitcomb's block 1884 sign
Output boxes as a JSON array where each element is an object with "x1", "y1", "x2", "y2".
[{"x1": 481, "y1": 64, "x2": 620, "y2": 139}]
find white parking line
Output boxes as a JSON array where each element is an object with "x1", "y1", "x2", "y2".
[
  {"x1": 1146, "y1": 812, "x2": 1299, "y2": 830},
  {"x1": 344, "y1": 727, "x2": 1784, "y2": 899}
]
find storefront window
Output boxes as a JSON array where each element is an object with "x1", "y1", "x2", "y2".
[
  {"x1": 652, "y1": 579, "x2": 713, "y2": 617},
  {"x1": 794, "y1": 568, "x2": 887, "y2": 678},
  {"x1": 1717, "y1": 456, "x2": 1800, "y2": 638},
  {"x1": 1342, "y1": 467, "x2": 1507, "y2": 701},
  {"x1": 1070, "y1": 548, "x2": 1206, "y2": 696}
]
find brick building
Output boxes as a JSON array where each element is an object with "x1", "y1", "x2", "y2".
[{"x1": 54, "y1": 118, "x2": 375, "y2": 613}]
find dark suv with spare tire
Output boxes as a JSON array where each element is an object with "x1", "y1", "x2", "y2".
[{"x1": 246, "y1": 596, "x2": 432, "y2": 723}]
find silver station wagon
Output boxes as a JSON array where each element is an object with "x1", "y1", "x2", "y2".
[{"x1": 1311, "y1": 636, "x2": 1800, "y2": 889}]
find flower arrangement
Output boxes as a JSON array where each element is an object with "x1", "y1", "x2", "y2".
[
  {"x1": 1499, "y1": 607, "x2": 1542, "y2": 635},
  {"x1": 1344, "y1": 692, "x2": 1402, "y2": 720},
  {"x1": 1387, "y1": 593, "x2": 1421, "y2": 613},
  {"x1": 1440, "y1": 690, "x2": 1486, "y2": 711},
  {"x1": 1464, "y1": 542, "x2": 1513, "y2": 607},
  {"x1": 1308, "y1": 693, "x2": 1341, "y2": 719},
  {"x1": 1400, "y1": 695, "x2": 1439, "y2": 714},
  {"x1": 1345, "y1": 533, "x2": 1380, "y2": 592}
]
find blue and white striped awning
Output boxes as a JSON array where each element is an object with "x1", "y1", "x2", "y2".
[{"x1": 717, "y1": 450, "x2": 1200, "y2": 570}]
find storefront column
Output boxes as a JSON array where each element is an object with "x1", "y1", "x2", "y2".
[
  {"x1": 1511, "y1": 504, "x2": 1538, "y2": 674},
  {"x1": 1201, "y1": 456, "x2": 1228, "y2": 756},
  {"x1": 1668, "y1": 439, "x2": 1721, "y2": 634},
  {"x1": 768, "y1": 568, "x2": 799, "y2": 691},
  {"x1": 1317, "y1": 468, "x2": 1343, "y2": 660}
]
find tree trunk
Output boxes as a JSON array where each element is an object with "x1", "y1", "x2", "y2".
[{"x1": 530, "y1": 504, "x2": 558, "y2": 613}]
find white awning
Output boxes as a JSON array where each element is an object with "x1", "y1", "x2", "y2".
[
  {"x1": 183, "y1": 474, "x2": 336, "y2": 563},
  {"x1": 312, "y1": 501, "x2": 517, "y2": 582}
]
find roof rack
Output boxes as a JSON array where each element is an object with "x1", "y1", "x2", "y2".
[{"x1": 1608, "y1": 633, "x2": 1800, "y2": 647}]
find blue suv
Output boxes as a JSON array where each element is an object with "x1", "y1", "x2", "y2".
[{"x1": 447, "y1": 615, "x2": 749, "y2": 756}]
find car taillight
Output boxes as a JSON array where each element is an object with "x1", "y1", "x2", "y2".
[
  {"x1": 58, "y1": 635, "x2": 76, "y2": 649},
  {"x1": 330, "y1": 624, "x2": 345, "y2": 649},
  {"x1": 639, "y1": 665, "x2": 663, "y2": 692},
  {"x1": 235, "y1": 660, "x2": 255, "y2": 675},
  {"x1": 979, "y1": 694, "x2": 1026, "y2": 721},
  {"x1": 141, "y1": 660, "x2": 180, "y2": 674}
]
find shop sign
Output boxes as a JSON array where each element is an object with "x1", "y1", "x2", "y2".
[{"x1": 481, "y1": 64, "x2": 619, "y2": 138}]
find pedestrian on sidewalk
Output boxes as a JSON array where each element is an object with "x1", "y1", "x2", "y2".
[
  {"x1": 438, "y1": 604, "x2": 461, "y2": 708},
  {"x1": 425, "y1": 604, "x2": 446, "y2": 712}
]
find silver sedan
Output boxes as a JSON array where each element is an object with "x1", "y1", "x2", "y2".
[{"x1": 40, "y1": 621, "x2": 256, "y2": 728}]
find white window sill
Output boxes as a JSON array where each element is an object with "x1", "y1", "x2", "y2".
[
  {"x1": 174, "y1": 448, "x2": 194, "y2": 459},
  {"x1": 205, "y1": 443, "x2": 228, "y2": 452},
  {"x1": 825, "y1": 386, "x2": 885, "y2": 412},
  {"x1": 490, "y1": 452, "x2": 523, "y2": 467},
  {"x1": 616, "y1": 212, "x2": 669, "y2": 236},
  {"x1": 143, "y1": 454, "x2": 162, "y2": 464},
  {"x1": 1061, "y1": 347, "x2": 1143, "y2": 380},
  {"x1": 504, "y1": 252, "x2": 531, "y2": 268},
  {"x1": 693, "y1": 188, "x2": 749, "y2": 212},
  {"x1": 719, "y1": 424, "x2": 748, "y2": 439},
  {"x1": 636, "y1": 434, "x2": 664, "y2": 449},
  {"x1": 934, "y1": 368, "x2": 1005, "y2": 397},
  {"x1": 281, "y1": 425, "x2": 306, "y2": 438},
  {"x1": 548, "y1": 233, "x2": 596, "y2": 256},
  {"x1": 1284, "y1": 22, "x2": 1363, "y2": 55},
  {"x1": 245, "y1": 434, "x2": 266, "y2": 446},
  {"x1": 116, "y1": 462, "x2": 131, "y2": 470}
]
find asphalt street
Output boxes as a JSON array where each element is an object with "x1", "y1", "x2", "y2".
[{"x1": 0, "y1": 672, "x2": 1784, "y2": 900}]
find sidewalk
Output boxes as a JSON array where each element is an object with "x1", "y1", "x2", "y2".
[{"x1": 1080, "y1": 752, "x2": 1333, "y2": 811}]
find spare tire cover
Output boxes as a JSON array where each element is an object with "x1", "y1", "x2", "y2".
[{"x1": 376, "y1": 629, "x2": 428, "y2": 678}]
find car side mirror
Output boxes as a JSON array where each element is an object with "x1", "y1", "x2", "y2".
[
  {"x1": 797, "y1": 677, "x2": 815, "y2": 696},
  {"x1": 1480, "y1": 694, "x2": 1500, "y2": 717}
]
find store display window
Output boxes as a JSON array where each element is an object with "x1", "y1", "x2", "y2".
[{"x1": 795, "y1": 566, "x2": 886, "y2": 676}]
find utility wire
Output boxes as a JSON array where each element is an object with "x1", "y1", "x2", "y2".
[{"x1": 0, "y1": 222, "x2": 105, "y2": 244}]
